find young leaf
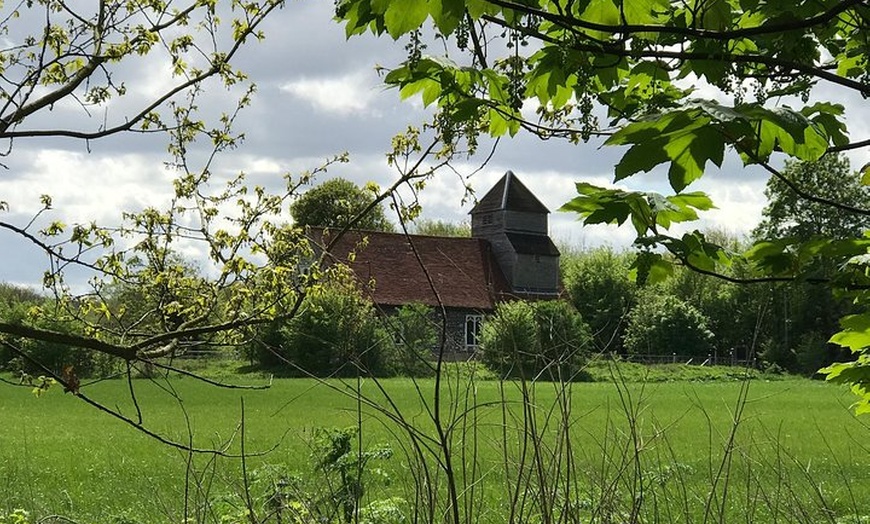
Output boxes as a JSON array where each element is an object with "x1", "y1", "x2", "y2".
[{"x1": 384, "y1": 0, "x2": 429, "y2": 39}]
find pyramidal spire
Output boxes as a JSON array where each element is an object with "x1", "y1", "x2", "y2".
[{"x1": 500, "y1": 170, "x2": 514, "y2": 210}]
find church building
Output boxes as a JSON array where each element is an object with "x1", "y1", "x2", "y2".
[{"x1": 308, "y1": 171, "x2": 560, "y2": 356}]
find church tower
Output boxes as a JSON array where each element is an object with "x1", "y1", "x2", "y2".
[{"x1": 470, "y1": 171, "x2": 560, "y2": 296}]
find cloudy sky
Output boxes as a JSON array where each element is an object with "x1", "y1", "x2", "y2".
[{"x1": 1, "y1": 1, "x2": 868, "y2": 289}]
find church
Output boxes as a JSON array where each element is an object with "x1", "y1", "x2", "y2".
[{"x1": 308, "y1": 171, "x2": 561, "y2": 357}]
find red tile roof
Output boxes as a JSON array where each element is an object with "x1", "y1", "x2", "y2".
[{"x1": 309, "y1": 228, "x2": 511, "y2": 310}]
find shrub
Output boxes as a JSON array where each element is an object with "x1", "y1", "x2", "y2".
[
  {"x1": 623, "y1": 293, "x2": 714, "y2": 357},
  {"x1": 243, "y1": 318, "x2": 286, "y2": 368},
  {"x1": 261, "y1": 280, "x2": 391, "y2": 377},
  {"x1": 562, "y1": 247, "x2": 636, "y2": 352},
  {"x1": 481, "y1": 300, "x2": 591, "y2": 381},
  {"x1": 387, "y1": 303, "x2": 436, "y2": 377},
  {"x1": 793, "y1": 330, "x2": 840, "y2": 377}
]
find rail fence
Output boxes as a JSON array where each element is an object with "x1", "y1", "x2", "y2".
[{"x1": 611, "y1": 351, "x2": 758, "y2": 368}]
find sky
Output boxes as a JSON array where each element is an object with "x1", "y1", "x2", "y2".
[{"x1": 1, "y1": 1, "x2": 868, "y2": 290}]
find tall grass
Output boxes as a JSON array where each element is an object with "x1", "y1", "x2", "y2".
[{"x1": 1, "y1": 370, "x2": 867, "y2": 523}]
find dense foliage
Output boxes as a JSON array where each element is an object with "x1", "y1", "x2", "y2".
[
  {"x1": 386, "y1": 303, "x2": 437, "y2": 377},
  {"x1": 481, "y1": 299, "x2": 591, "y2": 380},
  {"x1": 291, "y1": 178, "x2": 395, "y2": 232},
  {"x1": 747, "y1": 155, "x2": 866, "y2": 374},
  {"x1": 623, "y1": 293, "x2": 714, "y2": 359},
  {"x1": 334, "y1": 0, "x2": 870, "y2": 408},
  {"x1": 0, "y1": 285, "x2": 110, "y2": 376},
  {"x1": 562, "y1": 247, "x2": 636, "y2": 353},
  {"x1": 411, "y1": 219, "x2": 471, "y2": 237},
  {"x1": 252, "y1": 277, "x2": 392, "y2": 377},
  {"x1": 561, "y1": 240, "x2": 853, "y2": 373},
  {"x1": 754, "y1": 154, "x2": 870, "y2": 241}
]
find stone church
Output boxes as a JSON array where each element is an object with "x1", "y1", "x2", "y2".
[{"x1": 309, "y1": 171, "x2": 560, "y2": 356}]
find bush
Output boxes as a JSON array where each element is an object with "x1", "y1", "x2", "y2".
[
  {"x1": 481, "y1": 300, "x2": 591, "y2": 381},
  {"x1": 623, "y1": 293, "x2": 714, "y2": 357},
  {"x1": 243, "y1": 318, "x2": 286, "y2": 368},
  {"x1": 387, "y1": 303, "x2": 436, "y2": 377},
  {"x1": 252, "y1": 280, "x2": 391, "y2": 377},
  {"x1": 562, "y1": 247, "x2": 636, "y2": 353}
]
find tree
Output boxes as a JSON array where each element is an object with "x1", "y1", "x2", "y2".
[
  {"x1": 274, "y1": 277, "x2": 392, "y2": 377},
  {"x1": 411, "y1": 218, "x2": 471, "y2": 237},
  {"x1": 334, "y1": 0, "x2": 870, "y2": 410},
  {"x1": 750, "y1": 154, "x2": 869, "y2": 373},
  {"x1": 291, "y1": 178, "x2": 395, "y2": 232},
  {"x1": 654, "y1": 232, "x2": 765, "y2": 362},
  {"x1": 0, "y1": 1, "x2": 281, "y2": 146},
  {"x1": 0, "y1": 0, "x2": 380, "y2": 451},
  {"x1": 481, "y1": 299, "x2": 590, "y2": 380},
  {"x1": 623, "y1": 292, "x2": 714, "y2": 359},
  {"x1": 755, "y1": 154, "x2": 870, "y2": 241},
  {"x1": 562, "y1": 246, "x2": 636, "y2": 353},
  {"x1": 388, "y1": 303, "x2": 437, "y2": 377}
]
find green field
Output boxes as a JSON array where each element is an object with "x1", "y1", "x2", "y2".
[{"x1": 1, "y1": 371, "x2": 869, "y2": 523}]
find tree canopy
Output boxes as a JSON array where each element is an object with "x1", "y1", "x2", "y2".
[
  {"x1": 754, "y1": 154, "x2": 870, "y2": 241},
  {"x1": 411, "y1": 218, "x2": 471, "y2": 237},
  {"x1": 334, "y1": 0, "x2": 870, "y2": 409},
  {"x1": 290, "y1": 178, "x2": 395, "y2": 232},
  {"x1": 2, "y1": 0, "x2": 869, "y2": 440},
  {"x1": 0, "y1": 0, "x2": 282, "y2": 145}
]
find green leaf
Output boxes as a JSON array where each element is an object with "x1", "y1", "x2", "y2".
[
  {"x1": 696, "y1": 0, "x2": 731, "y2": 30},
  {"x1": 579, "y1": 0, "x2": 620, "y2": 40},
  {"x1": 429, "y1": 0, "x2": 464, "y2": 34},
  {"x1": 560, "y1": 183, "x2": 635, "y2": 227},
  {"x1": 664, "y1": 125, "x2": 724, "y2": 191},
  {"x1": 614, "y1": 141, "x2": 670, "y2": 181},
  {"x1": 688, "y1": 98, "x2": 743, "y2": 122},
  {"x1": 743, "y1": 106, "x2": 828, "y2": 162},
  {"x1": 626, "y1": 61, "x2": 670, "y2": 96},
  {"x1": 630, "y1": 252, "x2": 674, "y2": 286},
  {"x1": 384, "y1": 0, "x2": 429, "y2": 39},
  {"x1": 621, "y1": 0, "x2": 670, "y2": 25},
  {"x1": 744, "y1": 239, "x2": 799, "y2": 275},
  {"x1": 667, "y1": 192, "x2": 715, "y2": 212},
  {"x1": 830, "y1": 313, "x2": 870, "y2": 353},
  {"x1": 655, "y1": 191, "x2": 716, "y2": 226},
  {"x1": 464, "y1": 0, "x2": 498, "y2": 19},
  {"x1": 451, "y1": 98, "x2": 485, "y2": 122},
  {"x1": 488, "y1": 108, "x2": 510, "y2": 136}
]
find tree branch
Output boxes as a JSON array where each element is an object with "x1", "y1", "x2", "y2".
[
  {"x1": 478, "y1": 13, "x2": 870, "y2": 96},
  {"x1": 744, "y1": 150, "x2": 870, "y2": 217},
  {"x1": 483, "y1": 0, "x2": 865, "y2": 43},
  {"x1": 0, "y1": 322, "x2": 135, "y2": 360},
  {"x1": 1, "y1": 340, "x2": 268, "y2": 457}
]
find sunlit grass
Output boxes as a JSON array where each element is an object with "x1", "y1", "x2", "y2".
[{"x1": 1, "y1": 370, "x2": 867, "y2": 523}]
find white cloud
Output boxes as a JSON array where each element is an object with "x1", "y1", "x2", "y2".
[
  {"x1": 3, "y1": 4, "x2": 868, "y2": 289},
  {"x1": 279, "y1": 70, "x2": 383, "y2": 115},
  {"x1": 698, "y1": 180, "x2": 767, "y2": 238},
  {"x1": 0, "y1": 149, "x2": 174, "y2": 225}
]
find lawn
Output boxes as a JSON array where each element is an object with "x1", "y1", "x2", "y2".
[{"x1": 1, "y1": 369, "x2": 868, "y2": 523}]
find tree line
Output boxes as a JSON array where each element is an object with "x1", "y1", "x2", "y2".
[{"x1": 3, "y1": 153, "x2": 865, "y2": 378}]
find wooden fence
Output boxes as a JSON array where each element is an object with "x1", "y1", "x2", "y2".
[{"x1": 614, "y1": 351, "x2": 758, "y2": 368}]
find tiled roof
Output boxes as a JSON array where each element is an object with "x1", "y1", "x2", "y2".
[
  {"x1": 470, "y1": 171, "x2": 550, "y2": 215},
  {"x1": 505, "y1": 232, "x2": 561, "y2": 256},
  {"x1": 308, "y1": 228, "x2": 511, "y2": 310}
]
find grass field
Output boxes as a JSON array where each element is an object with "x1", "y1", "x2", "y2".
[{"x1": 1, "y1": 367, "x2": 868, "y2": 523}]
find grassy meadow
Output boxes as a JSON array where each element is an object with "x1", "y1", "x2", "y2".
[{"x1": 1, "y1": 365, "x2": 869, "y2": 523}]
